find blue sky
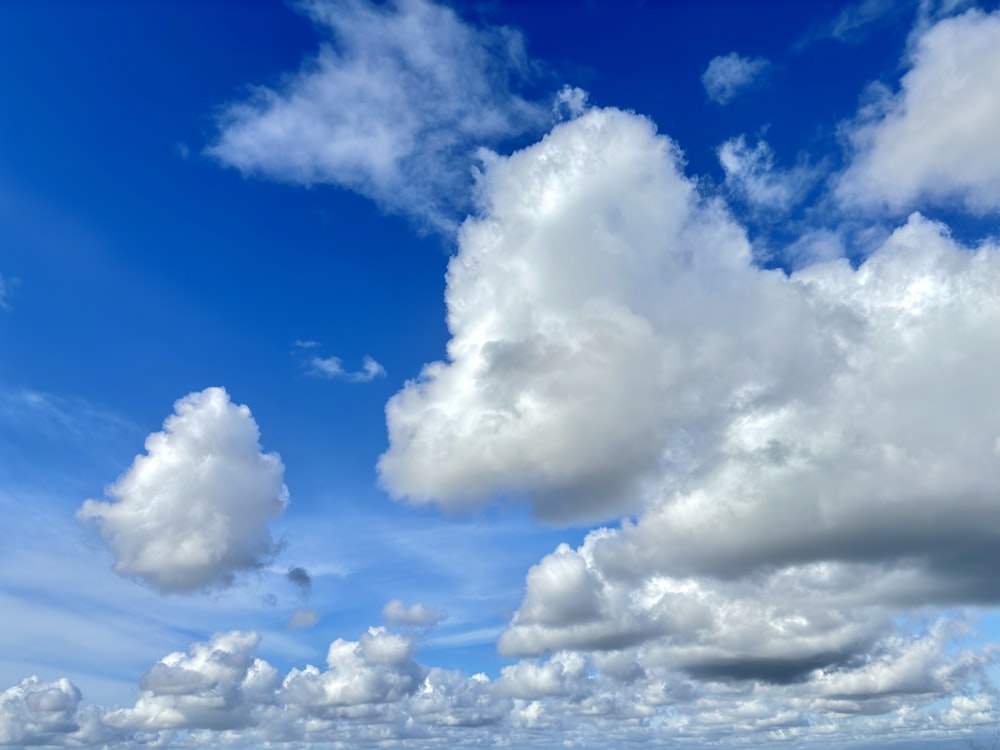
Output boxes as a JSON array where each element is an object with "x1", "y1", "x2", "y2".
[{"x1": 3, "y1": 0, "x2": 1000, "y2": 747}]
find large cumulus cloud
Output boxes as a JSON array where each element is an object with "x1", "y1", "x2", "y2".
[
  {"x1": 208, "y1": 0, "x2": 548, "y2": 231},
  {"x1": 380, "y1": 96, "x2": 1000, "y2": 695},
  {"x1": 379, "y1": 107, "x2": 839, "y2": 523},
  {"x1": 78, "y1": 387, "x2": 288, "y2": 593}
]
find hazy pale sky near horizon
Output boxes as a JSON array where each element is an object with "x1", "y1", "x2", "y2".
[{"x1": 3, "y1": 0, "x2": 1000, "y2": 747}]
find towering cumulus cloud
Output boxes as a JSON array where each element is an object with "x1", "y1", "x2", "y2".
[
  {"x1": 379, "y1": 107, "x2": 837, "y2": 523},
  {"x1": 78, "y1": 388, "x2": 288, "y2": 593},
  {"x1": 381, "y1": 101, "x2": 1000, "y2": 685}
]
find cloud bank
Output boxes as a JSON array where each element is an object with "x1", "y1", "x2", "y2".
[
  {"x1": 3, "y1": 621, "x2": 995, "y2": 748},
  {"x1": 78, "y1": 387, "x2": 288, "y2": 593}
]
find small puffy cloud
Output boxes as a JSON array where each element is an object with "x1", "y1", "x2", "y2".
[
  {"x1": 208, "y1": 0, "x2": 548, "y2": 230},
  {"x1": 281, "y1": 627, "x2": 424, "y2": 710},
  {"x1": 0, "y1": 273, "x2": 8, "y2": 310},
  {"x1": 77, "y1": 387, "x2": 288, "y2": 593},
  {"x1": 0, "y1": 677, "x2": 81, "y2": 746},
  {"x1": 495, "y1": 652, "x2": 588, "y2": 700},
  {"x1": 381, "y1": 599, "x2": 446, "y2": 629},
  {"x1": 287, "y1": 608, "x2": 321, "y2": 631},
  {"x1": 102, "y1": 631, "x2": 279, "y2": 732},
  {"x1": 837, "y1": 8, "x2": 1000, "y2": 213},
  {"x1": 553, "y1": 85, "x2": 589, "y2": 120},
  {"x1": 717, "y1": 135, "x2": 821, "y2": 213},
  {"x1": 308, "y1": 354, "x2": 386, "y2": 383},
  {"x1": 701, "y1": 52, "x2": 770, "y2": 105}
]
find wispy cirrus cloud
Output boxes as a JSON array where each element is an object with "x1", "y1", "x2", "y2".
[
  {"x1": 207, "y1": 0, "x2": 551, "y2": 231},
  {"x1": 381, "y1": 599, "x2": 446, "y2": 629}
]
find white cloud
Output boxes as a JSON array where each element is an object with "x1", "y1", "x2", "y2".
[
  {"x1": 379, "y1": 107, "x2": 840, "y2": 523},
  {"x1": 0, "y1": 676, "x2": 81, "y2": 746},
  {"x1": 701, "y1": 52, "x2": 770, "y2": 105},
  {"x1": 307, "y1": 354, "x2": 386, "y2": 383},
  {"x1": 77, "y1": 387, "x2": 288, "y2": 593},
  {"x1": 496, "y1": 211, "x2": 1000, "y2": 682},
  {"x1": 837, "y1": 8, "x2": 1000, "y2": 213},
  {"x1": 375, "y1": 103, "x2": 1000, "y2": 713},
  {"x1": 280, "y1": 627, "x2": 424, "y2": 710},
  {"x1": 2, "y1": 618, "x2": 996, "y2": 747},
  {"x1": 717, "y1": 135, "x2": 822, "y2": 213},
  {"x1": 0, "y1": 274, "x2": 8, "y2": 310},
  {"x1": 101, "y1": 631, "x2": 279, "y2": 732},
  {"x1": 381, "y1": 599, "x2": 446, "y2": 629},
  {"x1": 208, "y1": 0, "x2": 548, "y2": 230},
  {"x1": 495, "y1": 652, "x2": 588, "y2": 700}
]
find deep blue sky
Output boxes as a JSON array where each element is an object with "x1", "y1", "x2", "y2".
[{"x1": 2, "y1": 1, "x2": 1000, "y2": 748}]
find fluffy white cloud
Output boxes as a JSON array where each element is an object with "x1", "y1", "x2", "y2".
[
  {"x1": 837, "y1": 8, "x2": 1000, "y2": 212},
  {"x1": 77, "y1": 387, "x2": 288, "y2": 593},
  {"x1": 0, "y1": 676, "x2": 81, "y2": 746},
  {"x1": 701, "y1": 52, "x2": 770, "y2": 105},
  {"x1": 381, "y1": 599, "x2": 446, "y2": 628},
  {"x1": 281, "y1": 627, "x2": 424, "y2": 710},
  {"x1": 495, "y1": 652, "x2": 588, "y2": 700},
  {"x1": 101, "y1": 631, "x2": 279, "y2": 732},
  {"x1": 208, "y1": 0, "x2": 548, "y2": 230},
  {"x1": 379, "y1": 107, "x2": 845, "y2": 523}
]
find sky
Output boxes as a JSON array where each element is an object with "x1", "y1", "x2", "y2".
[{"x1": 3, "y1": 0, "x2": 1000, "y2": 747}]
